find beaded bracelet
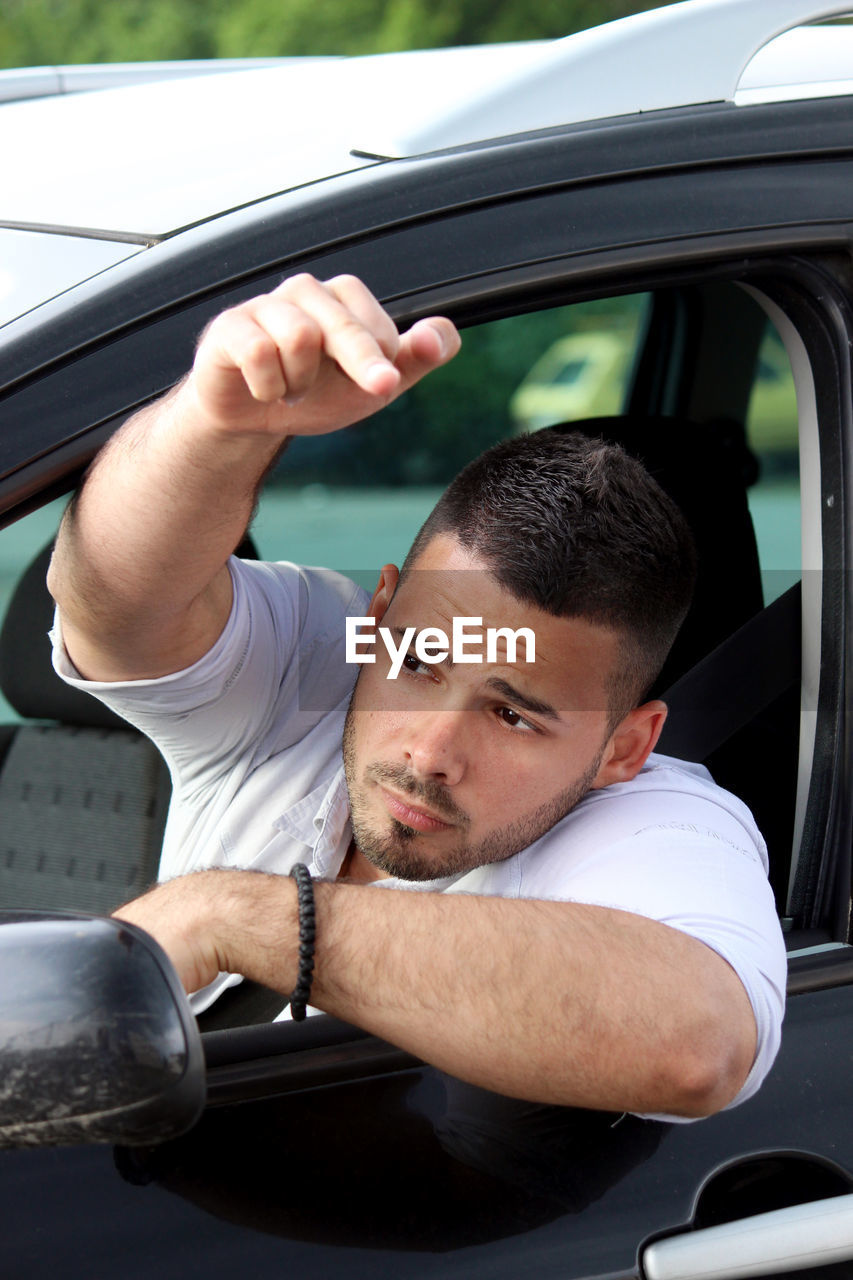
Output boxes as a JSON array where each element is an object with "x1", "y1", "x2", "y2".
[{"x1": 288, "y1": 863, "x2": 316, "y2": 1021}]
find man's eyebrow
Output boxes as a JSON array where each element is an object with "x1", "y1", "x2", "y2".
[
  {"x1": 390, "y1": 628, "x2": 560, "y2": 720},
  {"x1": 485, "y1": 676, "x2": 561, "y2": 722}
]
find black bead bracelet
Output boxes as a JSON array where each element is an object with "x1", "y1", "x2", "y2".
[{"x1": 288, "y1": 863, "x2": 316, "y2": 1021}]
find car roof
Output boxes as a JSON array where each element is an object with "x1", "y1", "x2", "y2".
[
  {"x1": 2, "y1": 0, "x2": 853, "y2": 241},
  {"x1": 0, "y1": 44, "x2": 550, "y2": 238}
]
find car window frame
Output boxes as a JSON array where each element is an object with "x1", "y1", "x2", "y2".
[{"x1": 0, "y1": 182, "x2": 852, "y2": 1089}]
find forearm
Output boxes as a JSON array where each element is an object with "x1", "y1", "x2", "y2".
[
  {"x1": 121, "y1": 871, "x2": 756, "y2": 1117},
  {"x1": 310, "y1": 885, "x2": 753, "y2": 1115},
  {"x1": 49, "y1": 380, "x2": 283, "y2": 680}
]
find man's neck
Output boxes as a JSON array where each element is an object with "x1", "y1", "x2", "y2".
[{"x1": 337, "y1": 841, "x2": 389, "y2": 884}]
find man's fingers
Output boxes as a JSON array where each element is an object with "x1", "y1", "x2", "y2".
[
  {"x1": 323, "y1": 274, "x2": 401, "y2": 363},
  {"x1": 395, "y1": 317, "x2": 461, "y2": 391},
  {"x1": 271, "y1": 274, "x2": 401, "y2": 397},
  {"x1": 197, "y1": 308, "x2": 290, "y2": 404},
  {"x1": 190, "y1": 276, "x2": 459, "y2": 434},
  {"x1": 197, "y1": 299, "x2": 328, "y2": 406},
  {"x1": 250, "y1": 297, "x2": 323, "y2": 400}
]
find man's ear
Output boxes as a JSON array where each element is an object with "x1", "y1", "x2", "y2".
[
  {"x1": 591, "y1": 700, "x2": 668, "y2": 789},
  {"x1": 367, "y1": 564, "x2": 400, "y2": 623}
]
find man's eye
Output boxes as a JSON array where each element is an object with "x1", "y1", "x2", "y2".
[
  {"x1": 497, "y1": 706, "x2": 533, "y2": 731},
  {"x1": 402, "y1": 652, "x2": 430, "y2": 675}
]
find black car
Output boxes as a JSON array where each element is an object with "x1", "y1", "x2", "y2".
[{"x1": 2, "y1": 3, "x2": 853, "y2": 1277}]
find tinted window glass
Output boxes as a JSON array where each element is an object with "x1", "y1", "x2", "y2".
[
  {"x1": 0, "y1": 498, "x2": 66, "y2": 722},
  {"x1": 0, "y1": 229, "x2": 141, "y2": 328},
  {"x1": 744, "y1": 319, "x2": 800, "y2": 604}
]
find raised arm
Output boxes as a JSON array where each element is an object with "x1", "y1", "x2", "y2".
[{"x1": 48, "y1": 274, "x2": 459, "y2": 682}]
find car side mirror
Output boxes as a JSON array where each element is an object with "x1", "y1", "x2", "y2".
[{"x1": 0, "y1": 911, "x2": 205, "y2": 1148}]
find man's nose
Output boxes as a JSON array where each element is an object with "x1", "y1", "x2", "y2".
[{"x1": 403, "y1": 710, "x2": 468, "y2": 786}]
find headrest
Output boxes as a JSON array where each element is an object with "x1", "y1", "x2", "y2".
[
  {"x1": 0, "y1": 541, "x2": 127, "y2": 728},
  {"x1": 0, "y1": 532, "x2": 259, "y2": 727},
  {"x1": 549, "y1": 415, "x2": 763, "y2": 693}
]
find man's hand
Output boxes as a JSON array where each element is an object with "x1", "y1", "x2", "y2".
[
  {"x1": 114, "y1": 869, "x2": 300, "y2": 996},
  {"x1": 114, "y1": 873, "x2": 234, "y2": 995},
  {"x1": 185, "y1": 273, "x2": 460, "y2": 439}
]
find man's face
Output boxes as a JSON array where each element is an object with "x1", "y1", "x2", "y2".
[{"x1": 342, "y1": 535, "x2": 639, "y2": 882}]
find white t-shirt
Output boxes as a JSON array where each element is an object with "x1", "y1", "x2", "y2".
[{"x1": 51, "y1": 556, "x2": 787, "y2": 1120}]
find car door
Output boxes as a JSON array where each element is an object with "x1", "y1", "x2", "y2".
[{"x1": 0, "y1": 94, "x2": 852, "y2": 1279}]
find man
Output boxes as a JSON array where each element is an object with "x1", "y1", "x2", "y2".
[{"x1": 47, "y1": 273, "x2": 785, "y2": 1122}]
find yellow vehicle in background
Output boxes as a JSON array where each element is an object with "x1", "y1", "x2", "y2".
[
  {"x1": 509, "y1": 330, "x2": 633, "y2": 429},
  {"x1": 510, "y1": 322, "x2": 798, "y2": 464}
]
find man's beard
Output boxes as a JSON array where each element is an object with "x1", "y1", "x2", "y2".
[{"x1": 341, "y1": 696, "x2": 603, "y2": 882}]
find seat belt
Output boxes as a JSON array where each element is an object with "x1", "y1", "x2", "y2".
[{"x1": 657, "y1": 581, "x2": 801, "y2": 762}]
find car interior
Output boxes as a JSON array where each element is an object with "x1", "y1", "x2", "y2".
[{"x1": 0, "y1": 273, "x2": 814, "y2": 1023}]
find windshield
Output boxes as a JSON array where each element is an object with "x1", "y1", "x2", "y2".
[{"x1": 0, "y1": 227, "x2": 143, "y2": 328}]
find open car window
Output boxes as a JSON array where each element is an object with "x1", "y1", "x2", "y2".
[
  {"x1": 0, "y1": 272, "x2": 819, "y2": 977},
  {"x1": 0, "y1": 496, "x2": 66, "y2": 723},
  {"x1": 252, "y1": 290, "x2": 800, "y2": 606},
  {"x1": 746, "y1": 317, "x2": 801, "y2": 605},
  {"x1": 0, "y1": 283, "x2": 805, "y2": 932},
  {"x1": 251, "y1": 295, "x2": 652, "y2": 586}
]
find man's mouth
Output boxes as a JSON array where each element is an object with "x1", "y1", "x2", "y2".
[{"x1": 378, "y1": 785, "x2": 455, "y2": 833}]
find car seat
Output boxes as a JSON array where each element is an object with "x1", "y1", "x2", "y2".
[{"x1": 0, "y1": 535, "x2": 256, "y2": 915}]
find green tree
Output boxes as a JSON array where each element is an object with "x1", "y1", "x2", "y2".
[
  {"x1": 216, "y1": 0, "x2": 389, "y2": 58},
  {"x1": 0, "y1": 0, "x2": 675, "y2": 68},
  {"x1": 216, "y1": 0, "x2": 669, "y2": 58},
  {"x1": 375, "y1": 0, "x2": 666, "y2": 51},
  {"x1": 0, "y1": 0, "x2": 229, "y2": 67}
]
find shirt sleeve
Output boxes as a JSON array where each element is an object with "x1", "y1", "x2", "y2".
[
  {"x1": 50, "y1": 556, "x2": 367, "y2": 801},
  {"x1": 518, "y1": 797, "x2": 787, "y2": 1123},
  {"x1": 610, "y1": 825, "x2": 785, "y2": 1122}
]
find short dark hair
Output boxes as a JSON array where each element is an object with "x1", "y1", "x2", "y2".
[{"x1": 402, "y1": 429, "x2": 697, "y2": 723}]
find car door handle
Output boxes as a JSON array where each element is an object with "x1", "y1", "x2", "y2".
[{"x1": 642, "y1": 1192, "x2": 853, "y2": 1279}]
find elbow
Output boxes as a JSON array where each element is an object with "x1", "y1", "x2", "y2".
[
  {"x1": 46, "y1": 532, "x2": 76, "y2": 614},
  {"x1": 664, "y1": 1029, "x2": 755, "y2": 1119},
  {"x1": 659, "y1": 954, "x2": 760, "y2": 1119},
  {"x1": 45, "y1": 547, "x2": 61, "y2": 608}
]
